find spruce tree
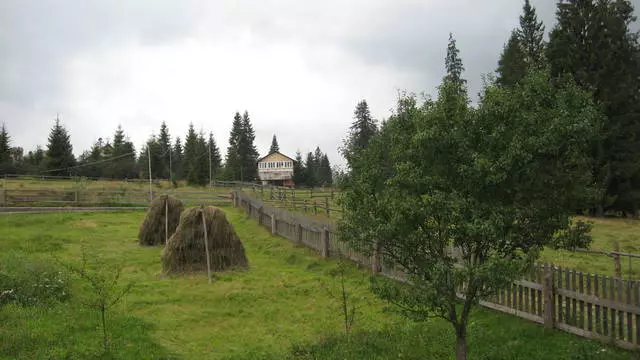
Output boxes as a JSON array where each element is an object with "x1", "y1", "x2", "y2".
[
  {"x1": 184, "y1": 124, "x2": 201, "y2": 186},
  {"x1": 518, "y1": 0, "x2": 546, "y2": 69},
  {"x1": 496, "y1": 30, "x2": 527, "y2": 87},
  {"x1": 293, "y1": 150, "x2": 306, "y2": 186},
  {"x1": 343, "y1": 100, "x2": 378, "y2": 169},
  {"x1": 208, "y1": 132, "x2": 222, "y2": 181},
  {"x1": 444, "y1": 33, "x2": 467, "y2": 96},
  {"x1": 158, "y1": 121, "x2": 171, "y2": 179},
  {"x1": 320, "y1": 154, "x2": 332, "y2": 186},
  {"x1": 442, "y1": 33, "x2": 468, "y2": 121},
  {"x1": 107, "y1": 125, "x2": 136, "y2": 179},
  {"x1": 45, "y1": 117, "x2": 76, "y2": 176},
  {"x1": 240, "y1": 111, "x2": 259, "y2": 181},
  {"x1": 225, "y1": 112, "x2": 243, "y2": 180},
  {"x1": 305, "y1": 151, "x2": 316, "y2": 187},
  {"x1": 0, "y1": 123, "x2": 11, "y2": 174},
  {"x1": 191, "y1": 131, "x2": 209, "y2": 186},
  {"x1": 172, "y1": 137, "x2": 184, "y2": 180},
  {"x1": 270, "y1": 134, "x2": 280, "y2": 154},
  {"x1": 548, "y1": 0, "x2": 640, "y2": 215}
]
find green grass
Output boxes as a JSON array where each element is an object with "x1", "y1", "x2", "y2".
[
  {"x1": 540, "y1": 216, "x2": 640, "y2": 278},
  {"x1": 0, "y1": 210, "x2": 636, "y2": 359}
]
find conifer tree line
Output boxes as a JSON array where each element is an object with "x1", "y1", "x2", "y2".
[
  {"x1": 344, "y1": 0, "x2": 640, "y2": 217},
  {"x1": 292, "y1": 147, "x2": 333, "y2": 187},
  {"x1": 0, "y1": 110, "x2": 333, "y2": 187}
]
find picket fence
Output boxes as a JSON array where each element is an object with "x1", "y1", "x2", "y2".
[{"x1": 233, "y1": 190, "x2": 640, "y2": 350}]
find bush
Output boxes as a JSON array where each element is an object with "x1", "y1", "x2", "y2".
[{"x1": 0, "y1": 253, "x2": 70, "y2": 307}]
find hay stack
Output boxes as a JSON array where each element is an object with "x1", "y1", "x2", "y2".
[
  {"x1": 161, "y1": 206, "x2": 249, "y2": 274},
  {"x1": 138, "y1": 195, "x2": 184, "y2": 246}
]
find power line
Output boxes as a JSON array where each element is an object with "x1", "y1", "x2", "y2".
[{"x1": 38, "y1": 151, "x2": 136, "y2": 174}]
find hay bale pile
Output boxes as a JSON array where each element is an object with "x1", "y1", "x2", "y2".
[
  {"x1": 138, "y1": 195, "x2": 185, "y2": 246},
  {"x1": 161, "y1": 206, "x2": 249, "y2": 274}
]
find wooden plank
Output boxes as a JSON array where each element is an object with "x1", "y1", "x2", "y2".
[
  {"x1": 557, "y1": 266, "x2": 563, "y2": 324},
  {"x1": 524, "y1": 277, "x2": 530, "y2": 313},
  {"x1": 618, "y1": 278, "x2": 624, "y2": 340},
  {"x1": 595, "y1": 275, "x2": 601, "y2": 335},
  {"x1": 627, "y1": 280, "x2": 633, "y2": 343},
  {"x1": 610, "y1": 276, "x2": 616, "y2": 339},
  {"x1": 603, "y1": 276, "x2": 609, "y2": 336},
  {"x1": 507, "y1": 280, "x2": 512, "y2": 309},
  {"x1": 572, "y1": 270, "x2": 577, "y2": 326},
  {"x1": 579, "y1": 272, "x2": 584, "y2": 330},
  {"x1": 566, "y1": 269, "x2": 571, "y2": 325},
  {"x1": 537, "y1": 265, "x2": 543, "y2": 317},
  {"x1": 477, "y1": 299, "x2": 544, "y2": 324},
  {"x1": 587, "y1": 274, "x2": 593, "y2": 332},
  {"x1": 635, "y1": 284, "x2": 640, "y2": 344},
  {"x1": 555, "y1": 323, "x2": 640, "y2": 350}
]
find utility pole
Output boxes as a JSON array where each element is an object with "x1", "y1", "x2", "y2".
[{"x1": 148, "y1": 146, "x2": 152, "y2": 203}]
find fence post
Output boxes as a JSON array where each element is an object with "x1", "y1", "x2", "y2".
[
  {"x1": 372, "y1": 242, "x2": 381, "y2": 275},
  {"x1": 321, "y1": 228, "x2": 329, "y2": 258},
  {"x1": 296, "y1": 223, "x2": 303, "y2": 246},
  {"x1": 543, "y1": 264, "x2": 555, "y2": 329},
  {"x1": 74, "y1": 190, "x2": 79, "y2": 205},
  {"x1": 271, "y1": 211, "x2": 277, "y2": 235},
  {"x1": 325, "y1": 195, "x2": 329, "y2": 217},
  {"x1": 313, "y1": 200, "x2": 318, "y2": 215},
  {"x1": 331, "y1": 188, "x2": 334, "y2": 200},
  {"x1": 614, "y1": 241, "x2": 622, "y2": 279}
]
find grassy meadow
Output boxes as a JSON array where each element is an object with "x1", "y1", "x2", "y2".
[{"x1": 0, "y1": 208, "x2": 637, "y2": 359}]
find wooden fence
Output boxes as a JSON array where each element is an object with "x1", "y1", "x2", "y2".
[
  {"x1": 0, "y1": 188, "x2": 232, "y2": 207},
  {"x1": 233, "y1": 190, "x2": 640, "y2": 349}
]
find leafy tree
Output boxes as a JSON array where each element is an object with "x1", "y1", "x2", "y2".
[
  {"x1": 338, "y1": 71, "x2": 598, "y2": 360},
  {"x1": 293, "y1": 150, "x2": 306, "y2": 186},
  {"x1": 208, "y1": 132, "x2": 222, "y2": 182},
  {"x1": 547, "y1": 0, "x2": 640, "y2": 215},
  {"x1": 24, "y1": 146, "x2": 45, "y2": 172},
  {"x1": 45, "y1": 117, "x2": 76, "y2": 176},
  {"x1": 518, "y1": 0, "x2": 546, "y2": 69},
  {"x1": 496, "y1": 30, "x2": 527, "y2": 87},
  {"x1": 172, "y1": 137, "x2": 184, "y2": 181},
  {"x1": 270, "y1": 134, "x2": 280, "y2": 154},
  {"x1": 225, "y1": 112, "x2": 243, "y2": 181},
  {"x1": 342, "y1": 100, "x2": 378, "y2": 169}
]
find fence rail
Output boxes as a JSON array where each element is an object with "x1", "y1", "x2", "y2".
[
  {"x1": 233, "y1": 190, "x2": 640, "y2": 350},
  {"x1": 0, "y1": 188, "x2": 232, "y2": 208}
]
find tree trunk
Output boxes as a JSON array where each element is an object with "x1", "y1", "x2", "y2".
[
  {"x1": 455, "y1": 332, "x2": 467, "y2": 360},
  {"x1": 596, "y1": 203, "x2": 604, "y2": 218}
]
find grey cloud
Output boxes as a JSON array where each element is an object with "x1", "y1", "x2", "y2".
[{"x1": 0, "y1": 0, "x2": 198, "y2": 105}]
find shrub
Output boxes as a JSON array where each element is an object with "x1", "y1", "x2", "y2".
[{"x1": 0, "y1": 253, "x2": 70, "y2": 306}]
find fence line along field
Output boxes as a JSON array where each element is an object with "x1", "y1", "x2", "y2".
[
  {"x1": 234, "y1": 189, "x2": 640, "y2": 350},
  {"x1": 0, "y1": 206, "x2": 633, "y2": 359}
]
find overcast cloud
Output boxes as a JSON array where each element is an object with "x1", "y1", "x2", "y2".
[{"x1": 0, "y1": 0, "x2": 611, "y2": 167}]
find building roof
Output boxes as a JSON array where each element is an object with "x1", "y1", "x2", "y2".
[{"x1": 257, "y1": 151, "x2": 295, "y2": 163}]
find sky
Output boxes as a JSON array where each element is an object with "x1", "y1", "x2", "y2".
[{"x1": 0, "y1": 0, "x2": 601, "y2": 169}]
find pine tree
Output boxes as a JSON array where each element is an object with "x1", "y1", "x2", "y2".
[
  {"x1": 518, "y1": 0, "x2": 546, "y2": 69},
  {"x1": 270, "y1": 134, "x2": 280, "y2": 154},
  {"x1": 158, "y1": 121, "x2": 171, "y2": 179},
  {"x1": 138, "y1": 136, "x2": 162, "y2": 179},
  {"x1": 184, "y1": 124, "x2": 201, "y2": 186},
  {"x1": 548, "y1": 0, "x2": 640, "y2": 215},
  {"x1": 343, "y1": 100, "x2": 378, "y2": 168},
  {"x1": 0, "y1": 123, "x2": 11, "y2": 174},
  {"x1": 444, "y1": 33, "x2": 467, "y2": 96},
  {"x1": 190, "y1": 131, "x2": 209, "y2": 186},
  {"x1": 225, "y1": 112, "x2": 243, "y2": 180},
  {"x1": 496, "y1": 30, "x2": 527, "y2": 87},
  {"x1": 240, "y1": 111, "x2": 259, "y2": 181},
  {"x1": 105, "y1": 125, "x2": 137, "y2": 179},
  {"x1": 172, "y1": 137, "x2": 184, "y2": 180},
  {"x1": 320, "y1": 154, "x2": 332, "y2": 186},
  {"x1": 305, "y1": 151, "x2": 316, "y2": 187},
  {"x1": 45, "y1": 116, "x2": 76, "y2": 176},
  {"x1": 293, "y1": 150, "x2": 306, "y2": 186},
  {"x1": 208, "y1": 132, "x2": 222, "y2": 181}
]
